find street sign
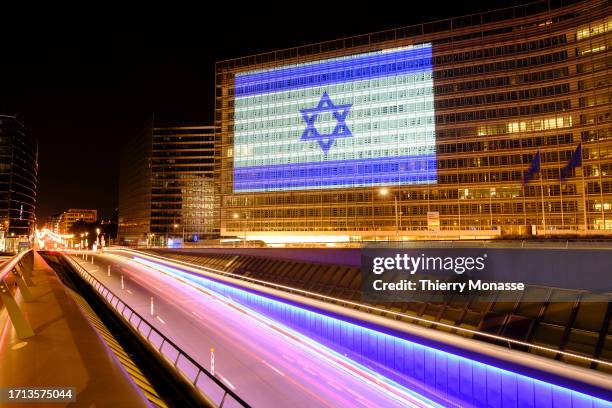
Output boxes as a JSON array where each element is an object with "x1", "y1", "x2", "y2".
[{"x1": 427, "y1": 212, "x2": 440, "y2": 232}]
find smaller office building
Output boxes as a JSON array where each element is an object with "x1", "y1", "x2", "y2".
[
  {"x1": 118, "y1": 118, "x2": 219, "y2": 246},
  {"x1": 58, "y1": 208, "x2": 98, "y2": 234}
]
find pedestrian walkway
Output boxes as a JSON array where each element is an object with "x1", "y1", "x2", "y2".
[{"x1": 0, "y1": 251, "x2": 150, "y2": 407}]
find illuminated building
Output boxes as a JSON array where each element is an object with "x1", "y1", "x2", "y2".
[
  {"x1": 0, "y1": 115, "x2": 38, "y2": 239},
  {"x1": 150, "y1": 124, "x2": 218, "y2": 244},
  {"x1": 215, "y1": 0, "x2": 612, "y2": 243},
  {"x1": 49, "y1": 213, "x2": 62, "y2": 234},
  {"x1": 42, "y1": 213, "x2": 62, "y2": 234},
  {"x1": 118, "y1": 119, "x2": 219, "y2": 245},
  {"x1": 59, "y1": 209, "x2": 97, "y2": 234}
]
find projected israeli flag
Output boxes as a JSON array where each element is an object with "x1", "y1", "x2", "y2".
[{"x1": 233, "y1": 43, "x2": 436, "y2": 192}]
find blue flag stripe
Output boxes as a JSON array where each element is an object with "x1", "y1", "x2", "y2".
[
  {"x1": 234, "y1": 154, "x2": 436, "y2": 191},
  {"x1": 235, "y1": 46, "x2": 432, "y2": 98}
]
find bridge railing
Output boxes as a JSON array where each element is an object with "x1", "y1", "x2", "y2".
[
  {"x1": 64, "y1": 255, "x2": 250, "y2": 408},
  {"x1": 0, "y1": 249, "x2": 32, "y2": 281},
  {"x1": 0, "y1": 249, "x2": 35, "y2": 339},
  {"x1": 115, "y1": 237, "x2": 612, "y2": 250}
]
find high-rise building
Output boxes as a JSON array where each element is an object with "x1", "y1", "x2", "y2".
[
  {"x1": 118, "y1": 118, "x2": 219, "y2": 245},
  {"x1": 150, "y1": 124, "x2": 218, "y2": 244},
  {"x1": 118, "y1": 120, "x2": 153, "y2": 245},
  {"x1": 0, "y1": 114, "x2": 38, "y2": 241},
  {"x1": 215, "y1": 0, "x2": 612, "y2": 244},
  {"x1": 51, "y1": 213, "x2": 62, "y2": 234},
  {"x1": 44, "y1": 213, "x2": 62, "y2": 234},
  {"x1": 58, "y1": 208, "x2": 97, "y2": 234}
]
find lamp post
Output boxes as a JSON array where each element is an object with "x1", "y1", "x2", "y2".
[
  {"x1": 243, "y1": 214, "x2": 249, "y2": 247},
  {"x1": 380, "y1": 188, "x2": 399, "y2": 239},
  {"x1": 80, "y1": 233, "x2": 84, "y2": 249},
  {"x1": 233, "y1": 213, "x2": 247, "y2": 246},
  {"x1": 96, "y1": 228, "x2": 101, "y2": 247},
  {"x1": 85, "y1": 232, "x2": 89, "y2": 249},
  {"x1": 173, "y1": 223, "x2": 185, "y2": 245}
]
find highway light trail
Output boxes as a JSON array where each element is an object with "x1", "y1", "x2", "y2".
[
  {"x1": 128, "y1": 254, "x2": 612, "y2": 408},
  {"x1": 131, "y1": 255, "x2": 442, "y2": 408}
]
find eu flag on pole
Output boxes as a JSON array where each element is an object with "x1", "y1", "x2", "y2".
[
  {"x1": 560, "y1": 143, "x2": 582, "y2": 181},
  {"x1": 522, "y1": 150, "x2": 541, "y2": 185}
]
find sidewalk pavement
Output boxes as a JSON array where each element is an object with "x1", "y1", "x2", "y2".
[{"x1": 0, "y1": 251, "x2": 150, "y2": 407}]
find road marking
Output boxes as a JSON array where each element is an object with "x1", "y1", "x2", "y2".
[
  {"x1": 191, "y1": 311, "x2": 202, "y2": 319},
  {"x1": 115, "y1": 255, "x2": 337, "y2": 408},
  {"x1": 126, "y1": 289, "x2": 133, "y2": 295},
  {"x1": 355, "y1": 397, "x2": 372, "y2": 407},
  {"x1": 302, "y1": 366, "x2": 318, "y2": 377},
  {"x1": 344, "y1": 387, "x2": 364, "y2": 401},
  {"x1": 217, "y1": 373, "x2": 236, "y2": 390},
  {"x1": 282, "y1": 354, "x2": 295, "y2": 363},
  {"x1": 156, "y1": 316, "x2": 166, "y2": 324},
  {"x1": 326, "y1": 380, "x2": 343, "y2": 392},
  {"x1": 260, "y1": 359, "x2": 285, "y2": 377}
]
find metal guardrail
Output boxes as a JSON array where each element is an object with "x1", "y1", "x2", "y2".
[
  {"x1": 64, "y1": 255, "x2": 250, "y2": 408},
  {"x1": 0, "y1": 250, "x2": 32, "y2": 281},
  {"x1": 0, "y1": 249, "x2": 36, "y2": 339},
  {"x1": 124, "y1": 238, "x2": 612, "y2": 250}
]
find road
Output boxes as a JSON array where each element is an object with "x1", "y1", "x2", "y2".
[{"x1": 68, "y1": 252, "x2": 442, "y2": 408}]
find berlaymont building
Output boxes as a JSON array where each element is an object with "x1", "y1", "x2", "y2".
[{"x1": 214, "y1": 0, "x2": 611, "y2": 244}]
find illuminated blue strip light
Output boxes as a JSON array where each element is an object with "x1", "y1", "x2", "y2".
[
  {"x1": 134, "y1": 257, "x2": 612, "y2": 407},
  {"x1": 234, "y1": 154, "x2": 437, "y2": 191},
  {"x1": 234, "y1": 46, "x2": 432, "y2": 97}
]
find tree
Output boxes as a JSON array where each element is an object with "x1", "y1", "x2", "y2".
[{"x1": 69, "y1": 220, "x2": 98, "y2": 249}]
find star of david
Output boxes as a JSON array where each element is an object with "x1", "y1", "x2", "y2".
[{"x1": 300, "y1": 92, "x2": 352, "y2": 155}]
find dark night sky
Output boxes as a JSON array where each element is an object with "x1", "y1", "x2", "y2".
[{"x1": 0, "y1": 2, "x2": 525, "y2": 221}]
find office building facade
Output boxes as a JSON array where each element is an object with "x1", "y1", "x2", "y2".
[
  {"x1": 58, "y1": 208, "x2": 98, "y2": 234},
  {"x1": 118, "y1": 119, "x2": 219, "y2": 245},
  {"x1": 0, "y1": 115, "x2": 38, "y2": 241},
  {"x1": 215, "y1": 0, "x2": 612, "y2": 243},
  {"x1": 150, "y1": 124, "x2": 218, "y2": 244},
  {"x1": 118, "y1": 120, "x2": 153, "y2": 245}
]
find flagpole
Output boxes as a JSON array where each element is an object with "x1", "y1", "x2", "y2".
[
  {"x1": 539, "y1": 172, "x2": 546, "y2": 235},
  {"x1": 598, "y1": 143, "x2": 606, "y2": 230},
  {"x1": 580, "y1": 144, "x2": 588, "y2": 235},
  {"x1": 559, "y1": 178, "x2": 564, "y2": 229},
  {"x1": 523, "y1": 150, "x2": 540, "y2": 237},
  {"x1": 522, "y1": 184, "x2": 527, "y2": 232}
]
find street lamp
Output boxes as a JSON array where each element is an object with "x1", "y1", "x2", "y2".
[
  {"x1": 233, "y1": 213, "x2": 247, "y2": 245},
  {"x1": 379, "y1": 188, "x2": 399, "y2": 238},
  {"x1": 174, "y1": 223, "x2": 185, "y2": 244}
]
